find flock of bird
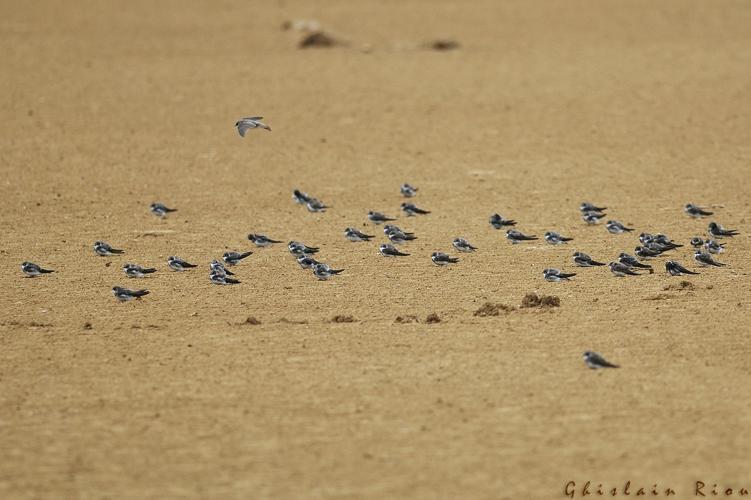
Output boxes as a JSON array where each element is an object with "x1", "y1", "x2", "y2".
[{"x1": 18, "y1": 116, "x2": 743, "y2": 369}]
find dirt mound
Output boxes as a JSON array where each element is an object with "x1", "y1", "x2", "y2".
[
  {"x1": 395, "y1": 315, "x2": 420, "y2": 324},
  {"x1": 520, "y1": 293, "x2": 560, "y2": 309},
  {"x1": 473, "y1": 302, "x2": 515, "y2": 316},
  {"x1": 663, "y1": 281, "x2": 695, "y2": 291},
  {"x1": 299, "y1": 32, "x2": 341, "y2": 49},
  {"x1": 330, "y1": 315, "x2": 356, "y2": 323},
  {"x1": 425, "y1": 313, "x2": 441, "y2": 324}
]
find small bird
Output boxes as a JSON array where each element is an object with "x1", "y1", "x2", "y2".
[
  {"x1": 542, "y1": 268, "x2": 576, "y2": 281},
  {"x1": 210, "y1": 259, "x2": 234, "y2": 276},
  {"x1": 380, "y1": 244, "x2": 410, "y2": 257},
  {"x1": 708, "y1": 222, "x2": 738, "y2": 239},
  {"x1": 694, "y1": 250, "x2": 726, "y2": 267},
  {"x1": 704, "y1": 239, "x2": 725, "y2": 254},
  {"x1": 297, "y1": 255, "x2": 320, "y2": 269},
  {"x1": 94, "y1": 241, "x2": 124, "y2": 256},
  {"x1": 112, "y1": 286, "x2": 149, "y2": 302},
  {"x1": 572, "y1": 252, "x2": 605, "y2": 267},
  {"x1": 306, "y1": 198, "x2": 328, "y2": 213},
  {"x1": 489, "y1": 213, "x2": 516, "y2": 229},
  {"x1": 235, "y1": 116, "x2": 271, "y2": 136},
  {"x1": 684, "y1": 203, "x2": 713, "y2": 218},
  {"x1": 168, "y1": 256, "x2": 197, "y2": 272},
  {"x1": 544, "y1": 231, "x2": 573, "y2": 245},
  {"x1": 583, "y1": 351, "x2": 619, "y2": 369},
  {"x1": 223, "y1": 251, "x2": 253, "y2": 265},
  {"x1": 383, "y1": 225, "x2": 414, "y2": 237},
  {"x1": 609, "y1": 261, "x2": 642, "y2": 277},
  {"x1": 634, "y1": 246, "x2": 662, "y2": 259},
  {"x1": 650, "y1": 234, "x2": 682, "y2": 249},
  {"x1": 452, "y1": 238, "x2": 477, "y2": 252},
  {"x1": 21, "y1": 261, "x2": 54, "y2": 277},
  {"x1": 344, "y1": 227, "x2": 374, "y2": 242},
  {"x1": 618, "y1": 253, "x2": 653, "y2": 272},
  {"x1": 368, "y1": 211, "x2": 397, "y2": 224},
  {"x1": 638, "y1": 233, "x2": 655, "y2": 245},
  {"x1": 431, "y1": 252, "x2": 459, "y2": 266},
  {"x1": 690, "y1": 237, "x2": 705, "y2": 248},
  {"x1": 401, "y1": 202, "x2": 430, "y2": 216},
  {"x1": 400, "y1": 183, "x2": 418, "y2": 197},
  {"x1": 292, "y1": 189, "x2": 311, "y2": 204},
  {"x1": 665, "y1": 260, "x2": 699, "y2": 276},
  {"x1": 582, "y1": 212, "x2": 605, "y2": 225},
  {"x1": 312, "y1": 263, "x2": 344, "y2": 280},
  {"x1": 606, "y1": 220, "x2": 633, "y2": 234},
  {"x1": 123, "y1": 264, "x2": 157, "y2": 278},
  {"x1": 288, "y1": 241, "x2": 319, "y2": 255},
  {"x1": 150, "y1": 202, "x2": 177, "y2": 218},
  {"x1": 387, "y1": 228, "x2": 417, "y2": 245},
  {"x1": 210, "y1": 272, "x2": 241, "y2": 285},
  {"x1": 248, "y1": 234, "x2": 282, "y2": 247},
  {"x1": 580, "y1": 202, "x2": 606, "y2": 214},
  {"x1": 506, "y1": 229, "x2": 538, "y2": 244}
]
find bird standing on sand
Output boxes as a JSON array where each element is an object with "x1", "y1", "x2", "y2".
[
  {"x1": 544, "y1": 231, "x2": 573, "y2": 245},
  {"x1": 452, "y1": 238, "x2": 477, "y2": 252},
  {"x1": 665, "y1": 261, "x2": 699, "y2": 276},
  {"x1": 112, "y1": 286, "x2": 149, "y2": 302},
  {"x1": 583, "y1": 351, "x2": 619, "y2": 369},
  {"x1": 684, "y1": 203, "x2": 713, "y2": 218},
  {"x1": 489, "y1": 213, "x2": 516, "y2": 229},
  {"x1": 572, "y1": 252, "x2": 605, "y2": 267},
  {"x1": 380, "y1": 244, "x2": 409, "y2": 257},
  {"x1": 223, "y1": 251, "x2": 253, "y2": 265},
  {"x1": 368, "y1": 211, "x2": 397, "y2": 224},
  {"x1": 150, "y1": 202, "x2": 177, "y2": 218},
  {"x1": 21, "y1": 261, "x2": 54, "y2": 277},
  {"x1": 168, "y1": 256, "x2": 197, "y2": 272},
  {"x1": 431, "y1": 252, "x2": 459, "y2": 266},
  {"x1": 344, "y1": 227, "x2": 374, "y2": 242},
  {"x1": 506, "y1": 229, "x2": 538, "y2": 244},
  {"x1": 94, "y1": 241, "x2": 124, "y2": 256},
  {"x1": 543, "y1": 268, "x2": 576, "y2": 281},
  {"x1": 123, "y1": 264, "x2": 157, "y2": 278}
]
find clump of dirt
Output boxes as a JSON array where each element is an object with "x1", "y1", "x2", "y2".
[
  {"x1": 473, "y1": 302, "x2": 515, "y2": 316},
  {"x1": 395, "y1": 315, "x2": 419, "y2": 324},
  {"x1": 520, "y1": 293, "x2": 560, "y2": 309},
  {"x1": 426, "y1": 313, "x2": 441, "y2": 324},
  {"x1": 663, "y1": 281, "x2": 695, "y2": 291},
  {"x1": 83, "y1": 322, "x2": 93, "y2": 330},
  {"x1": 242, "y1": 317, "x2": 261, "y2": 325},
  {"x1": 426, "y1": 39, "x2": 460, "y2": 51},
  {"x1": 279, "y1": 318, "x2": 308, "y2": 325},
  {"x1": 299, "y1": 31, "x2": 341, "y2": 49},
  {"x1": 645, "y1": 293, "x2": 674, "y2": 301},
  {"x1": 330, "y1": 315, "x2": 356, "y2": 323}
]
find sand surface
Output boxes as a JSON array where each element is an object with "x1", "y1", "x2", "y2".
[{"x1": 1, "y1": 1, "x2": 751, "y2": 498}]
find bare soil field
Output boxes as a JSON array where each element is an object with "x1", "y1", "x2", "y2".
[{"x1": 1, "y1": 1, "x2": 751, "y2": 498}]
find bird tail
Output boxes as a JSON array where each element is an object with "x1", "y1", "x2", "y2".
[
  {"x1": 134, "y1": 290, "x2": 150, "y2": 297},
  {"x1": 40, "y1": 268, "x2": 55, "y2": 273},
  {"x1": 143, "y1": 268, "x2": 157, "y2": 273},
  {"x1": 239, "y1": 251, "x2": 253, "y2": 259}
]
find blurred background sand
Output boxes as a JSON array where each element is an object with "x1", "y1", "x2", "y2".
[{"x1": 1, "y1": 1, "x2": 750, "y2": 498}]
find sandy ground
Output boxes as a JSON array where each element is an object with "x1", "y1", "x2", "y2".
[{"x1": 2, "y1": 1, "x2": 751, "y2": 498}]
